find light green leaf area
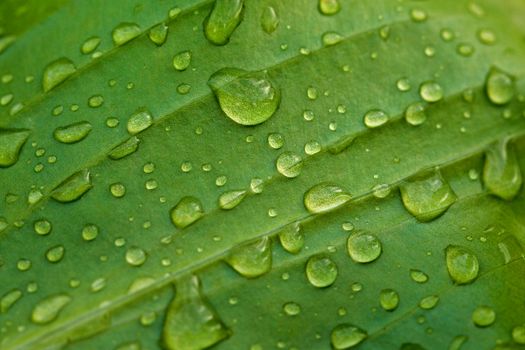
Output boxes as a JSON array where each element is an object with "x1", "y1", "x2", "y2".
[{"x1": 1, "y1": 0, "x2": 525, "y2": 349}]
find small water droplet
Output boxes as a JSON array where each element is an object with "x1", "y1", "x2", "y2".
[
  {"x1": 219, "y1": 190, "x2": 247, "y2": 210},
  {"x1": 112, "y1": 23, "x2": 141, "y2": 46},
  {"x1": 51, "y1": 169, "x2": 92, "y2": 202},
  {"x1": 485, "y1": 68, "x2": 514, "y2": 105},
  {"x1": 512, "y1": 325, "x2": 525, "y2": 344},
  {"x1": 448, "y1": 335, "x2": 468, "y2": 350},
  {"x1": 0, "y1": 129, "x2": 30, "y2": 167},
  {"x1": 109, "y1": 136, "x2": 141, "y2": 160},
  {"x1": 446, "y1": 245, "x2": 479, "y2": 284},
  {"x1": 173, "y1": 51, "x2": 192, "y2": 71},
  {"x1": 82, "y1": 224, "x2": 99, "y2": 241},
  {"x1": 396, "y1": 78, "x2": 411, "y2": 92},
  {"x1": 372, "y1": 184, "x2": 391, "y2": 198},
  {"x1": 322, "y1": 31, "x2": 343, "y2": 46},
  {"x1": 331, "y1": 324, "x2": 367, "y2": 349},
  {"x1": 472, "y1": 305, "x2": 495, "y2": 327},
  {"x1": 34, "y1": 219, "x2": 52, "y2": 235},
  {"x1": 170, "y1": 196, "x2": 204, "y2": 228},
  {"x1": 88, "y1": 95, "x2": 104, "y2": 108},
  {"x1": 110, "y1": 183, "x2": 126, "y2": 198},
  {"x1": 410, "y1": 8, "x2": 427, "y2": 22},
  {"x1": 31, "y1": 294, "x2": 71, "y2": 324},
  {"x1": 410, "y1": 269, "x2": 428, "y2": 283},
  {"x1": 276, "y1": 152, "x2": 303, "y2": 178},
  {"x1": 400, "y1": 172, "x2": 457, "y2": 222},
  {"x1": 149, "y1": 23, "x2": 168, "y2": 46},
  {"x1": 250, "y1": 178, "x2": 264, "y2": 193},
  {"x1": 0, "y1": 35, "x2": 15, "y2": 55},
  {"x1": 482, "y1": 139, "x2": 522, "y2": 200},
  {"x1": 307, "y1": 86, "x2": 318, "y2": 100},
  {"x1": 46, "y1": 245, "x2": 65, "y2": 263},
  {"x1": 261, "y1": 6, "x2": 279, "y2": 34},
  {"x1": 419, "y1": 81, "x2": 444, "y2": 102},
  {"x1": 364, "y1": 109, "x2": 389, "y2": 128},
  {"x1": 306, "y1": 255, "x2": 338, "y2": 288},
  {"x1": 278, "y1": 222, "x2": 304, "y2": 254},
  {"x1": 17, "y1": 259, "x2": 32, "y2": 271},
  {"x1": 283, "y1": 302, "x2": 301, "y2": 316},
  {"x1": 43, "y1": 58, "x2": 76, "y2": 92},
  {"x1": 268, "y1": 133, "x2": 284, "y2": 149},
  {"x1": 0, "y1": 289, "x2": 22, "y2": 313},
  {"x1": 53, "y1": 121, "x2": 92, "y2": 144},
  {"x1": 305, "y1": 140, "x2": 321, "y2": 155},
  {"x1": 0, "y1": 93, "x2": 13, "y2": 106},
  {"x1": 226, "y1": 236, "x2": 272, "y2": 278},
  {"x1": 81, "y1": 36, "x2": 101, "y2": 54},
  {"x1": 208, "y1": 67, "x2": 280, "y2": 126},
  {"x1": 126, "y1": 246, "x2": 147, "y2": 266},
  {"x1": 204, "y1": 0, "x2": 244, "y2": 45},
  {"x1": 379, "y1": 25, "x2": 390, "y2": 40},
  {"x1": 127, "y1": 109, "x2": 153, "y2": 134},
  {"x1": 405, "y1": 102, "x2": 427, "y2": 126},
  {"x1": 379, "y1": 289, "x2": 399, "y2": 311},
  {"x1": 304, "y1": 182, "x2": 351, "y2": 213},
  {"x1": 477, "y1": 29, "x2": 496, "y2": 45},
  {"x1": 347, "y1": 231, "x2": 382, "y2": 263},
  {"x1": 177, "y1": 83, "x2": 191, "y2": 95},
  {"x1": 319, "y1": 0, "x2": 341, "y2": 15},
  {"x1": 419, "y1": 295, "x2": 439, "y2": 310}
]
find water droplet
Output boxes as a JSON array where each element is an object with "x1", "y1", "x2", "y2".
[
  {"x1": 43, "y1": 58, "x2": 76, "y2": 92},
  {"x1": 405, "y1": 102, "x2": 427, "y2": 126},
  {"x1": 457, "y1": 43, "x2": 474, "y2": 57},
  {"x1": 31, "y1": 294, "x2": 71, "y2": 324},
  {"x1": 126, "y1": 246, "x2": 147, "y2": 266},
  {"x1": 168, "y1": 7, "x2": 182, "y2": 19},
  {"x1": 0, "y1": 93, "x2": 13, "y2": 106},
  {"x1": 307, "y1": 86, "x2": 318, "y2": 100},
  {"x1": 1, "y1": 289, "x2": 22, "y2": 313},
  {"x1": 208, "y1": 67, "x2": 280, "y2": 126},
  {"x1": 177, "y1": 83, "x2": 191, "y2": 95},
  {"x1": 127, "y1": 109, "x2": 153, "y2": 134},
  {"x1": 478, "y1": 29, "x2": 496, "y2": 45},
  {"x1": 170, "y1": 196, "x2": 204, "y2": 228},
  {"x1": 250, "y1": 178, "x2": 264, "y2": 193},
  {"x1": 485, "y1": 68, "x2": 514, "y2": 105},
  {"x1": 51, "y1": 169, "x2": 92, "y2": 202},
  {"x1": 82, "y1": 224, "x2": 99, "y2": 241},
  {"x1": 162, "y1": 275, "x2": 229, "y2": 349},
  {"x1": 410, "y1": 269, "x2": 428, "y2": 283},
  {"x1": 88, "y1": 95, "x2": 104, "y2": 108},
  {"x1": 0, "y1": 129, "x2": 30, "y2": 167},
  {"x1": 372, "y1": 184, "x2": 391, "y2": 198},
  {"x1": 261, "y1": 6, "x2": 279, "y2": 34},
  {"x1": 46, "y1": 245, "x2": 65, "y2": 263},
  {"x1": 53, "y1": 121, "x2": 92, "y2": 144},
  {"x1": 33, "y1": 219, "x2": 51, "y2": 236},
  {"x1": 219, "y1": 190, "x2": 247, "y2": 210},
  {"x1": 204, "y1": 0, "x2": 244, "y2": 45},
  {"x1": 305, "y1": 255, "x2": 338, "y2": 288},
  {"x1": 419, "y1": 295, "x2": 439, "y2": 310},
  {"x1": 283, "y1": 302, "x2": 301, "y2": 316},
  {"x1": 267, "y1": 133, "x2": 284, "y2": 149},
  {"x1": 91, "y1": 277, "x2": 106, "y2": 292},
  {"x1": 322, "y1": 31, "x2": 343, "y2": 46},
  {"x1": 512, "y1": 325, "x2": 525, "y2": 344},
  {"x1": 400, "y1": 172, "x2": 457, "y2": 222},
  {"x1": 276, "y1": 152, "x2": 303, "y2": 178},
  {"x1": 379, "y1": 25, "x2": 390, "y2": 40},
  {"x1": 319, "y1": 0, "x2": 341, "y2": 15},
  {"x1": 419, "y1": 81, "x2": 443, "y2": 102},
  {"x1": 17, "y1": 259, "x2": 31, "y2": 271},
  {"x1": 278, "y1": 222, "x2": 304, "y2": 254},
  {"x1": 112, "y1": 23, "x2": 141, "y2": 46},
  {"x1": 397, "y1": 78, "x2": 411, "y2": 92},
  {"x1": 379, "y1": 289, "x2": 399, "y2": 311},
  {"x1": 331, "y1": 324, "x2": 367, "y2": 349},
  {"x1": 305, "y1": 140, "x2": 321, "y2": 155},
  {"x1": 410, "y1": 8, "x2": 427, "y2": 22},
  {"x1": 110, "y1": 182, "x2": 126, "y2": 198},
  {"x1": 483, "y1": 139, "x2": 522, "y2": 200},
  {"x1": 347, "y1": 231, "x2": 382, "y2": 263},
  {"x1": 472, "y1": 305, "x2": 495, "y2": 327},
  {"x1": 448, "y1": 335, "x2": 468, "y2": 350},
  {"x1": 304, "y1": 182, "x2": 351, "y2": 213},
  {"x1": 0, "y1": 35, "x2": 15, "y2": 55},
  {"x1": 173, "y1": 51, "x2": 192, "y2": 71},
  {"x1": 364, "y1": 109, "x2": 389, "y2": 128},
  {"x1": 149, "y1": 23, "x2": 168, "y2": 46},
  {"x1": 445, "y1": 245, "x2": 479, "y2": 284},
  {"x1": 226, "y1": 237, "x2": 271, "y2": 278},
  {"x1": 109, "y1": 136, "x2": 141, "y2": 160},
  {"x1": 81, "y1": 36, "x2": 101, "y2": 54}
]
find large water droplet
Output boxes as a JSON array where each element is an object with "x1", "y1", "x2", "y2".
[
  {"x1": 31, "y1": 294, "x2": 71, "y2": 324},
  {"x1": 53, "y1": 121, "x2": 92, "y2": 144},
  {"x1": 445, "y1": 245, "x2": 479, "y2": 285},
  {"x1": 127, "y1": 109, "x2": 153, "y2": 134},
  {"x1": 226, "y1": 236, "x2": 272, "y2": 278},
  {"x1": 305, "y1": 255, "x2": 338, "y2": 288},
  {"x1": 319, "y1": 0, "x2": 341, "y2": 15},
  {"x1": 276, "y1": 152, "x2": 303, "y2": 178},
  {"x1": 43, "y1": 58, "x2": 76, "y2": 92},
  {"x1": 149, "y1": 23, "x2": 168, "y2": 46},
  {"x1": 379, "y1": 289, "x2": 399, "y2": 311},
  {"x1": 109, "y1": 136, "x2": 141, "y2": 160},
  {"x1": 112, "y1": 23, "x2": 141, "y2": 46},
  {"x1": 482, "y1": 139, "x2": 522, "y2": 200},
  {"x1": 0, "y1": 129, "x2": 30, "y2": 167},
  {"x1": 208, "y1": 68, "x2": 280, "y2": 125},
  {"x1": 485, "y1": 68, "x2": 514, "y2": 105},
  {"x1": 1, "y1": 289, "x2": 22, "y2": 313},
  {"x1": 304, "y1": 182, "x2": 351, "y2": 213},
  {"x1": 278, "y1": 222, "x2": 304, "y2": 254},
  {"x1": 347, "y1": 231, "x2": 382, "y2": 263},
  {"x1": 162, "y1": 275, "x2": 229, "y2": 350},
  {"x1": 126, "y1": 246, "x2": 147, "y2": 266},
  {"x1": 170, "y1": 196, "x2": 204, "y2": 228},
  {"x1": 472, "y1": 305, "x2": 496, "y2": 327},
  {"x1": 204, "y1": 0, "x2": 244, "y2": 45},
  {"x1": 400, "y1": 172, "x2": 457, "y2": 222},
  {"x1": 261, "y1": 6, "x2": 279, "y2": 34},
  {"x1": 51, "y1": 169, "x2": 93, "y2": 202},
  {"x1": 219, "y1": 190, "x2": 247, "y2": 210},
  {"x1": 419, "y1": 81, "x2": 444, "y2": 102},
  {"x1": 331, "y1": 324, "x2": 367, "y2": 349}
]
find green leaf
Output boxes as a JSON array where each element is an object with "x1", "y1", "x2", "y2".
[{"x1": 1, "y1": 0, "x2": 525, "y2": 349}]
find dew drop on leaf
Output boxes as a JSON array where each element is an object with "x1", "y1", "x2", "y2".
[
  {"x1": 330, "y1": 324, "x2": 367, "y2": 349},
  {"x1": 363, "y1": 109, "x2": 389, "y2": 128},
  {"x1": 419, "y1": 295, "x2": 439, "y2": 310},
  {"x1": 226, "y1": 236, "x2": 272, "y2": 278},
  {"x1": 0, "y1": 128, "x2": 30, "y2": 167},
  {"x1": 305, "y1": 140, "x2": 321, "y2": 155},
  {"x1": 410, "y1": 269, "x2": 428, "y2": 283},
  {"x1": 405, "y1": 102, "x2": 427, "y2": 126},
  {"x1": 45, "y1": 245, "x2": 65, "y2": 263},
  {"x1": 322, "y1": 31, "x2": 343, "y2": 46},
  {"x1": 110, "y1": 182, "x2": 126, "y2": 198},
  {"x1": 127, "y1": 109, "x2": 153, "y2": 135},
  {"x1": 82, "y1": 224, "x2": 99, "y2": 241},
  {"x1": 445, "y1": 245, "x2": 479, "y2": 284},
  {"x1": 400, "y1": 172, "x2": 457, "y2": 222},
  {"x1": 304, "y1": 182, "x2": 351, "y2": 214},
  {"x1": 278, "y1": 222, "x2": 304, "y2": 254},
  {"x1": 88, "y1": 95, "x2": 104, "y2": 108},
  {"x1": 170, "y1": 196, "x2": 204, "y2": 228},
  {"x1": 219, "y1": 190, "x2": 247, "y2": 210},
  {"x1": 0, "y1": 289, "x2": 22, "y2": 313},
  {"x1": 208, "y1": 67, "x2": 280, "y2": 125},
  {"x1": 173, "y1": 51, "x2": 192, "y2": 71},
  {"x1": 125, "y1": 246, "x2": 147, "y2": 266},
  {"x1": 0, "y1": 35, "x2": 16, "y2": 55},
  {"x1": 34, "y1": 219, "x2": 52, "y2": 235},
  {"x1": 51, "y1": 169, "x2": 93, "y2": 203},
  {"x1": 419, "y1": 81, "x2": 444, "y2": 102},
  {"x1": 17, "y1": 259, "x2": 31, "y2": 271},
  {"x1": 162, "y1": 275, "x2": 229, "y2": 349},
  {"x1": 477, "y1": 29, "x2": 496, "y2": 45},
  {"x1": 112, "y1": 23, "x2": 141, "y2": 46},
  {"x1": 148, "y1": 23, "x2": 168, "y2": 46},
  {"x1": 204, "y1": 0, "x2": 244, "y2": 46},
  {"x1": 472, "y1": 305, "x2": 496, "y2": 327},
  {"x1": 396, "y1": 78, "x2": 411, "y2": 92},
  {"x1": 512, "y1": 325, "x2": 525, "y2": 344},
  {"x1": 31, "y1": 294, "x2": 71, "y2": 324},
  {"x1": 305, "y1": 254, "x2": 338, "y2": 288},
  {"x1": 283, "y1": 302, "x2": 301, "y2": 316},
  {"x1": 482, "y1": 139, "x2": 522, "y2": 200},
  {"x1": 267, "y1": 133, "x2": 284, "y2": 149},
  {"x1": 410, "y1": 8, "x2": 427, "y2": 22},
  {"x1": 42, "y1": 58, "x2": 76, "y2": 92},
  {"x1": 53, "y1": 121, "x2": 92, "y2": 144},
  {"x1": 81, "y1": 36, "x2": 101, "y2": 54},
  {"x1": 109, "y1": 136, "x2": 141, "y2": 160},
  {"x1": 448, "y1": 335, "x2": 468, "y2": 350},
  {"x1": 261, "y1": 6, "x2": 279, "y2": 34},
  {"x1": 347, "y1": 231, "x2": 382, "y2": 263},
  {"x1": 319, "y1": 0, "x2": 341, "y2": 15},
  {"x1": 485, "y1": 68, "x2": 514, "y2": 105},
  {"x1": 276, "y1": 152, "x2": 303, "y2": 178},
  {"x1": 379, "y1": 289, "x2": 399, "y2": 311}
]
